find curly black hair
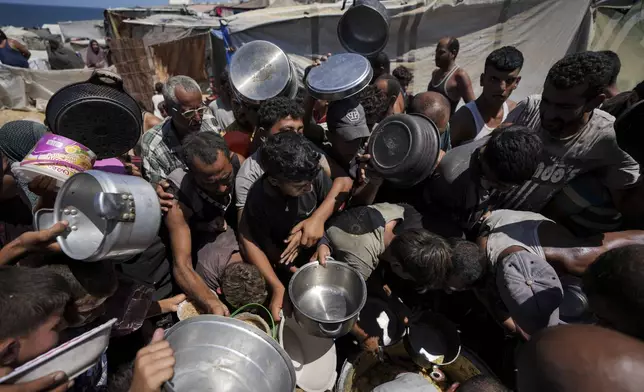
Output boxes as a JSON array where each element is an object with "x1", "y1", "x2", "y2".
[
  {"x1": 485, "y1": 46, "x2": 524, "y2": 72},
  {"x1": 260, "y1": 132, "x2": 320, "y2": 182},
  {"x1": 483, "y1": 125, "x2": 543, "y2": 184},
  {"x1": 546, "y1": 51, "x2": 613, "y2": 99},
  {"x1": 447, "y1": 238, "x2": 486, "y2": 288},
  {"x1": 357, "y1": 84, "x2": 390, "y2": 128},
  {"x1": 598, "y1": 50, "x2": 621, "y2": 86},
  {"x1": 182, "y1": 131, "x2": 230, "y2": 167},
  {"x1": 388, "y1": 228, "x2": 452, "y2": 288},
  {"x1": 257, "y1": 97, "x2": 304, "y2": 131},
  {"x1": 392, "y1": 65, "x2": 413, "y2": 88}
]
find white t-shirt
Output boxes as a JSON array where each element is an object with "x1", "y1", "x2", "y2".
[{"x1": 152, "y1": 94, "x2": 164, "y2": 117}]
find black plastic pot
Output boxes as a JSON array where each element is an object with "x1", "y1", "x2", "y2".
[
  {"x1": 45, "y1": 70, "x2": 142, "y2": 159},
  {"x1": 367, "y1": 113, "x2": 441, "y2": 188}
]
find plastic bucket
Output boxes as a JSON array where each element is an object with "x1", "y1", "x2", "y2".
[{"x1": 11, "y1": 134, "x2": 97, "y2": 188}]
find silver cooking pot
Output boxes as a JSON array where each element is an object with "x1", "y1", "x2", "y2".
[
  {"x1": 305, "y1": 53, "x2": 372, "y2": 101},
  {"x1": 229, "y1": 40, "x2": 298, "y2": 105},
  {"x1": 289, "y1": 260, "x2": 367, "y2": 339},
  {"x1": 164, "y1": 316, "x2": 296, "y2": 392},
  {"x1": 337, "y1": 0, "x2": 390, "y2": 57},
  {"x1": 34, "y1": 170, "x2": 161, "y2": 262}
]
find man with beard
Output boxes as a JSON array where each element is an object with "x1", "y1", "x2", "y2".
[
  {"x1": 427, "y1": 36, "x2": 475, "y2": 115},
  {"x1": 163, "y1": 132, "x2": 244, "y2": 316},
  {"x1": 450, "y1": 46, "x2": 523, "y2": 146},
  {"x1": 498, "y1": 51, "x2": 641, "y2": 219},
  {"x1": 141, "y1": 76, "x2": 210, "y2": 184}
]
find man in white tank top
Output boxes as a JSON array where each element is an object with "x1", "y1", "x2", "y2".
[{"x1": 450, "y1": 46, "x2": 524, "y2": 147}]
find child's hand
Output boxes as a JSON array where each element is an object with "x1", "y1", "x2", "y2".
[{"x1": 158, "y1": 294, "x2": 186, "y2": 314}]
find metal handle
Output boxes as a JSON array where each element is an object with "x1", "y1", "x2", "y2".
[
  {"x1": 88, "y1": 70, "x2": 125, "y2": 91},
  {"x1": 94, "y1": 192, "x2": 136, "y2": 222},
  {"x1": 318, "y1": 322, "x2": 343, "y2": 336}
]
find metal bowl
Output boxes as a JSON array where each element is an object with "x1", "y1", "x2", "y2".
[
  {"x1": 164, "y1": 316, "x2": 296, "y2": 392},
  {"x1": 306, "y1": 53, "x2": 372, "y2": 101},
  {"x1": 337, "y1": 0, "x2": 390, "y2": 57},
  {"x1": 229, "y1": 40, "x2": 294, "y2": 105},
  {"x1": 289, "y1": 260, "x2": 367, "y2": 338}
]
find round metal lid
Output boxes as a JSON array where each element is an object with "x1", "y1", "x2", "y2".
[
  {"x1": 306, "y1": 53, "x2": 372, "y2": 101},
  {"x1": 54, "y1": 172, "x2": 107, "y2": 261},
  {"x1": 229, "y1": 40, "x2": 292, "y2": 103}
]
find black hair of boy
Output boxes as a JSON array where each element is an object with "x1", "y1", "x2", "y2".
[{"x1": 259, "y1": 132, "x2": 320, "y2": 182}]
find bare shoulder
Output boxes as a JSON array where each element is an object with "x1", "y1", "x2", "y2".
[
  {"x1": 450, "y1": 105, "x2": 476, "y2": 146},
  {"x1": 454, "y1": 68, "x2": 473, "y2": 83}
]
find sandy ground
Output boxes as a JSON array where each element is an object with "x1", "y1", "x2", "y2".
[{"x1": 0, "y1": 109, "x2": 46, "y2": 127}]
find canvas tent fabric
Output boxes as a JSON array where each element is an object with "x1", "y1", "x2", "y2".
[{"x1": 223, "y1": 0, "x2": 594, "y2": 102}]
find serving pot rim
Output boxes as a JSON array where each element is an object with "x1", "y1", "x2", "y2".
[
  {"x1": 288, "y1": 260, "x2": 367, "y2": 324},
  {"x1": 163, "y1": 315, "x2": 297, "y2": 390}
]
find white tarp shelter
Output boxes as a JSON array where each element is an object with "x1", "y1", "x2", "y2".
[{"x1": 223, "y1": 0, "x2": 602, "y2": 102}]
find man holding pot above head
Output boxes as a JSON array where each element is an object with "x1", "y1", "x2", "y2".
[
  {"x1": 140, "y1": 75, "x2": 211, "y2": 185},
  {"x1": 239, "y1": 132, "x2": 337, "y2": 321},
  {"x1": 450, "y1": 46, "x2": 523, "y2": 147},
  {"x1": 428, "y1": 36, "x2": 475, "y2": 116},
  {"x1": 162, "y1": 132, "x2": 254, "y2": 316}
]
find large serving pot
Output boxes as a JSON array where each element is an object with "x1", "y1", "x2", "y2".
[
  {"x1": 404, "y1": 312, "x2": 461, "y2": 369},
  {"x1": 367, "y1": 113, "x2": 441, "y2": 188},
  {"x1": 34, "y1": 170, "x2": 160, "y2": 262},
  {"x1": 337, "y1": 0, "x2": 389, "y2": 57},
  {"x1": 289, "y1": 260, "x2": 367, "y2": 339},
  {"x1": 164, "y1": 315, "x2": 296, "y2": 392},
  {"x1": 305, "y1": 53, "x2": 372, "y2": 101},
  {"x1": 45, "y1": 71, "x2": 142, "y2": 159},
  {"x1": 229, "y1": 40, "x2": 298, "y2": 105}
]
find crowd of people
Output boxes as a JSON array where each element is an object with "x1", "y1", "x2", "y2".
[{"x1": 1, "y1": 32, "x2": 644, "y2": 392}]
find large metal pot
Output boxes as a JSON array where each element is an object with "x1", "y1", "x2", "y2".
[
  {"x1": 289, "y1": 260, "x2": 367, "y2": 339},
  {"x1": 404, "y1": 312, "x2": 461, "y2": 369},
  {"x1": 229, "y1": 40, "x2": 298, "y2": 105},
  {"x1": 34, "y1": 170, "x2": 161, "y2": 262},
  {"x1": 45, "y1": 71, "x2": 142, "y2": 159},
  {"x1": 337, "y1": 0, "x2": 390, "y2": 57},
  {"x1": 306, "y1": 53, "x2": 372, "y2": 102},
  {"x1": 367, "y1": 113, "x2": 441, "y2": 188},
  {"x1": 164, "y1": 315, "x2": 296, "y2": 392}
]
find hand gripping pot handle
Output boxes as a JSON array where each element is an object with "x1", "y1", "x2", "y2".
[
  {"x1": 318, "y1": 322, "x2": 343, "y2": 336},
  {"x1": 88, "y1": 69, "x2": 125, "y2": 91}
]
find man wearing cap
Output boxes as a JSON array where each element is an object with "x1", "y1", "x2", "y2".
[
  {"x1": 324, "y1": 97, "x2": 371, "y2": 173},
  {"x1": 445, "y1": 209, "x2": 644, "y2": 337}
]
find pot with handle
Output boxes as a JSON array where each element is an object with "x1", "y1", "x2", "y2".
[
  {"x1": 337, "y1": 0, "x2": 389, "y2": 57},
  {"x1": 45, "y1": 70, "x2": 142, "y2": 159},
  {"x1": 289, "y1": 259, "x2": 367, "y2": 339},
  {"x1": 34, "y1": 170, "x2": 161, "y2": 262}
]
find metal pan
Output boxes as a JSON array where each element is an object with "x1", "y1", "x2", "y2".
[{"x1": 306, "y1": 53, "x2": 372, "y2": 101}]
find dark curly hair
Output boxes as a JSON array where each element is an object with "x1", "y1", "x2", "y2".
[
  {"x1": 598, "y1": 50, "x2": 621, "y2": 86},
  {"x1": 260, "y1": 131, "x2": 320, "y2": 182},
  {"x1": 221, "y1": 262, "x2": 267, "y2": 309},
  {"x1": 357, "y1": 84, "x2": 390, "y2": 128},
  {"x1": 257, "y1": 97, "x2": 304, "y2": 131},
  {"x1": 447, "y1": 238, "x2": 486, "y2": 288},
  {"x1": 392, "y1": 65, "x2": 413, "y2": 88},
  {"x1": 182, "y1": 131, "x2": 230, "y2": 167},
  {"x1": 483, "y1": 125, "x2": 543, "y2": 184},
  {"x1": 485, "y1": 46, "x2": 524, "y2": 72},
  {"x1": 546, "y1": 51, "x2": 613, "y2": 99},
  {"x1": 388, "y1": 228, "x2": 452, "y2": 288}
]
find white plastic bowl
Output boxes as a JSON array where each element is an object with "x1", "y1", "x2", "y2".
[
  {"x1": 0, "y1": 318, "x2": 116, "y2": 384},
  {"x1": 278, "y1": 315, "x2": 337, "y2": 392}
]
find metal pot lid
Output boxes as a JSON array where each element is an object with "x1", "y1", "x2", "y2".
[
  {"x1": 306, "y1": 53, "x2": 372, "y2": 101},
  {"x1": 53, "y1": 171, "x2": 136, "y2": 261},
  {"x1": 229, "y1": 40, "x2": 292, "y2": 103}
]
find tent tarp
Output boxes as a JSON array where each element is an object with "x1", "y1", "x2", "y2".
[{"x1": 224, "y1": 0, "x2": 593, "y2": 102}]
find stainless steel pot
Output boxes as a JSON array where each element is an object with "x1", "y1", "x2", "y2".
[
  {"x1": 306, "y1": 53, "x2": 372, "y2": 101},
  {"x1": 337, "y1": 0, "x2": 390, "y2": 57},
  {"x1": 229, "y1": 40, "x2": 298, "y2": 105},
  {"x1": 34, "y1": 170, "x2": 161, "y2": 262},
  {"x1": 289, "y1": 260, "x2": 367, "y2": 339},
  {"x1": 164, "y1": 315, "x2": 296, "y2": 392}
]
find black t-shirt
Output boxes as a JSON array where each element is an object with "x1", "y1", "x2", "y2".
[
  {"x1": 245, "y1": 169, "x2": 332, "y2": 263},
  {"x1": 425, "y1": 137, "x2": 492, "y2": 232}
]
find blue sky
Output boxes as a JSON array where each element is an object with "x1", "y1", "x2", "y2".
[{"x1": 2, "y1": 0, "x2": 174, "y2": 7}]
